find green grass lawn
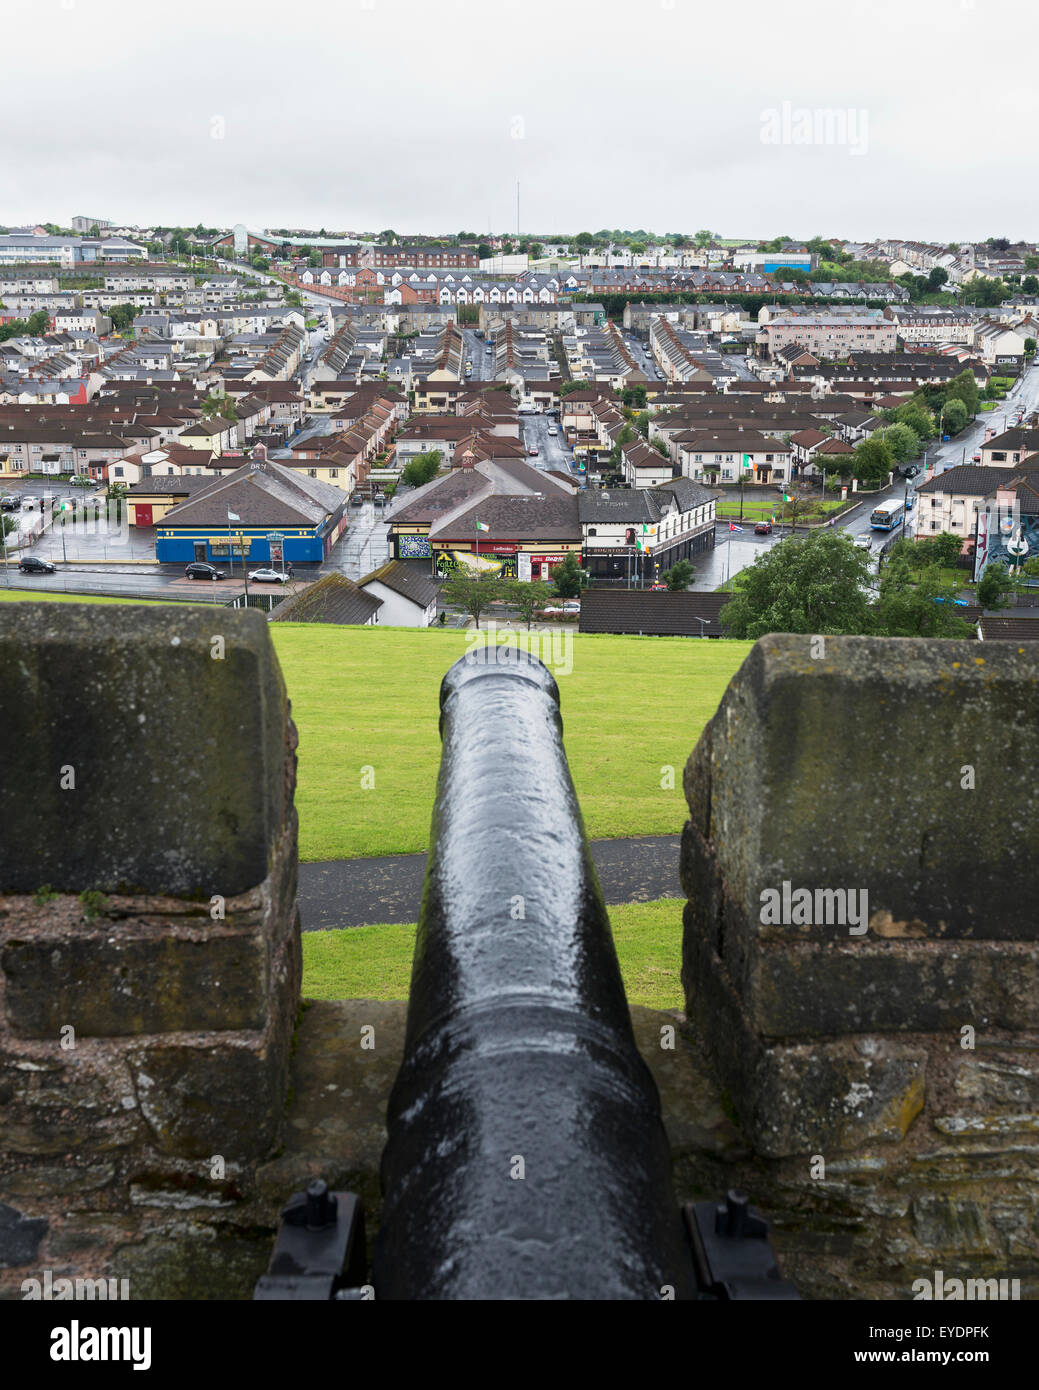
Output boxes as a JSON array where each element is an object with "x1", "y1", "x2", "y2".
[
  {"x1": 0, "y1": 589, "x2": 152, "y2": 605},
  {"x1": 301, "y1": 898, "x2": 685, "y2": 1011},
  {"x1": 269, "y1": 626, "x2": 750, "y2": 860}
]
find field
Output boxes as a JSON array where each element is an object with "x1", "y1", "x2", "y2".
[
  {"x1": 0, "y1": 592, "x2": 752, "y2": 861},
  {"x1": 301, "y1": 898, "x2": 686, "y2": 1010},
  {"x1": 270, "y1": 625, "x2": 751, "y2": 860}
]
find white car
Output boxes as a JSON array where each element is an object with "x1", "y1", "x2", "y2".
[
  {"x1": 248, "y1": 567, "x2": 290, "y2": 584},
  {"x1": 562, "y1": 600, "x2": 581, "y2": 614},
  {"x1": 547, "y1": 426, "x2": 558, "y2": 436},
  {"x1": 21, "y1": 496, "x2": 42, "y2": 510}
]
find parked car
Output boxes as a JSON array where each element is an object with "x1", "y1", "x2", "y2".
[
  {"x1": 547, "y1": 425, "x2": 558, "y2": 436},
  {"x1": 21, "y1": 496, "x2": 42, "y2": 510},
  {"x1": 539, "y1": 604, "x2": 565, "y2": 616},
  {"x1": 853, "y1": 536, "x2": 872, "y2": 551},
  {"x1": 972, "y1": 453, "x2": 982, "y2": 462},
  {"x1": 905, "y1": 494, "x2": 916, "y2": 511},
  {"x1": 185, "y1": 562, "x2": 226, "y2": 580},
  {"x1": 562, "y1": 600, "x2": 581, "y2": 615},
  {"x1": 373, "y1": 494, "x2": 387, "y2": 507},
  {"x1": 650, "y1": 581, "x2": 668, "y2": 591},
  {"x1": 527, "y1": 445, "x2": 539, "y2": 456},
  {"x1": 68, "y1": 473, "x2": 92, "y2": 486},
  {"x1": 350, "y1": 494, "x2": 365, "y2": 507},
  {"x1": 0, "y1": 495, "x2": 18, "y2": 511},
  {"x1": 754, "y1": 521, "x2": 773, "y2": 535},
  {"x1": 248, "y1": 567, "x2": 289, "y2": 584},
  {"x1": 19, "y1": 556, "x2": 56, "y2": 575}
]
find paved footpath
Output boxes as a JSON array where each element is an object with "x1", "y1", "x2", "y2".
[{"x1": 297, "y1": 834, "x2": 681, "y2": 931}]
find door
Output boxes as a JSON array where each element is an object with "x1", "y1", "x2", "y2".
[
  {"x1": 135, "y1": 504, "x2": 153, "y2": 527},
  {"x1": 193, "y1": 542, "x2": 207, "y2": 561}
]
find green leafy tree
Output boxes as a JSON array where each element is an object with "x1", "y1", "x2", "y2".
[
  {"x1": 926, "y1": 267, "x2": 949, "y2": 293},
  {"x1": 693, "y1": 229, "x2": 714, "y2": 247},
  {"x1": 1022, "y1": 276, "x2": 1039, "y2": 295},
  {"x1": 874, "y1": 423, "x2": 922, "y2": 463},
  {"x1": 504, "y1": 579, "x2": 554, "y2": 628},
  {"x1": 892, "y1": 401, "x2": 935, "y2": 441},
  {"x1": 719, "y1": 532, "x2": 874, "y2": 638},
  {"x1": 551, "y1": 552, "x2": 586, "y2": 598},
  {"x1": 201, "y1": 391, "x2": 237, "y2": 422},
  {"x1": 1026, "y1": 337, "x2": 1037, "y2": 357},
  {"x1": 940, "y1": 398, "x2": 968, "y2": 434},
  {"x1": 560, "y1": 379, "x2": 591, "y2": 397},
  {"x1": 26, "y1": 310, "x2": 50, "y2": 335},
  {"x1": 930, "y1": 531, "x2": 963, "y2": 567},
  {"x1": 874, "y1": 558, "x2": 972, "y2": 637},
  {"x1": 853, "y1": 437, "x2": 896, "y2": 484},
  {"x1": 441, "y1": 568, "x2": 502, "y2": 628},
  {"x1": 400, "y1": 449, "x2": 443, "y2": 487},
  {"x1": 977, "y1": 561, "x2": 1014, "y2": 610},
  {"x1": 477, "y1": 243, "x2": 492, "y2": 260},
  {"x1": 664, "y1": 558, "x2": 694, "y2": 590},
  {"x1": 574, "y1": 232, "x2": 595, "y2": 249},
  {"x1": 945, "y1": 368, "x2": 980, "y2": 417}
]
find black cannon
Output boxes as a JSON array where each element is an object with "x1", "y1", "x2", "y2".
[{"x1": 257, "y1": 646, "x2": 796, "y2": 1300}]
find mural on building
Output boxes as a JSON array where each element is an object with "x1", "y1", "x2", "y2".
[
  {"x1": 434, "y1": 550, "x2": 518, "y2": 579},
  {"x1": 974, "y1": 501, "x2": 1039, "y2": 579},
  {"x1": 398, "y1": 534, "x2": 432, "y2": 558}
]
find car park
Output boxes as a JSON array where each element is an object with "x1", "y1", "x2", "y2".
[
  {"x1": 754, "y1": 521, "x2": 773, "y2": 535},
  {"x1": 185, "y1": 562, "x2": 226, "y2": 580},
  {"x1": 248, "y1": 567, "x2": 289, "y2": 584},
  {"x1": 19, "y1": 556, "x2": 56, "y2": 575}
]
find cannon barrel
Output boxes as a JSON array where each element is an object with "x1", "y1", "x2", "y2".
[{"x1": 372, "y1": 645, "x2": 697, "y2": 1299}]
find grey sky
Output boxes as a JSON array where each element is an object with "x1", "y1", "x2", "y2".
[{"x1": 2, "y1": 0, "x2": 1034, "y2": 241}]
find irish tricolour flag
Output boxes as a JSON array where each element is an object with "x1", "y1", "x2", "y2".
[{"x1": 475, "y1": 520, "x2": 490, "y2": 532}]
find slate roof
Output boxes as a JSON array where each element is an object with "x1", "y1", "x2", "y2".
[
  {"x1": 269, "y1": 572, "x2": 382, "y2": 626},
  {"x1": 915, "y1": 465, "x2": 1014, "y2": 496},
  {"x1": 578, "y1": 589, "x2": 730, "y2": 636},
  {"x1": 358, "y1": 559, "x2": 438, "y2": 608},
  {"x1": 160, "y1": 459, "x2": 346, "y2": 529},
  {"x1": 978, "y1": 614, "x2": 1039, "y2": 640},
  {"x1": 439, "y1": 492, "x2": 580, "y2": 541}
]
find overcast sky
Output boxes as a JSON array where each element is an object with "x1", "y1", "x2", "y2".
[{"x1": 2, "y1": 0, "x2": 1034, "y2": 243}]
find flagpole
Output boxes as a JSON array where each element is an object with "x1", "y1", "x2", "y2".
[{"x1": 227, "y1": 511, "x2": 234, "y2": 576}]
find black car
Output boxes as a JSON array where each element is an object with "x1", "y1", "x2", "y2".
[
  {"x1": 185, "y1": 562, "x2": 226, "y2": 580},
  {"x1": 0, "y1": 495, "x2": 18, "y2": 511},
  {"x1": 19, "y1": 556, "x2": 56, "y2": 575}
]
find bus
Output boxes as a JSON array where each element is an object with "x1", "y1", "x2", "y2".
[{"x1": 870, "y1": 499, "x2": 905, "y2": 530}]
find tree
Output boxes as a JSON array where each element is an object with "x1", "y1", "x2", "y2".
[
  {"x1": 874, "y1": 423, "x2": 922, "y2": 464},
  {"x1": 108, "y1": 303, "x2": 138, "y2": 334},
  {"x1": 664, "y1": 558, "x2": 694, "y2": 590},
  {"x1": 853, "y1": 437, "x2": 896, "y2": 484},
  {"x1": 946, "y1": 368, "x2": 980, "y2": 417},
  {"x1": 441, "y1": 568, "x2": 502, "y2": 628},
  {"x1": 251, "y1": 255, "x2": 270, "y2": 271},
  {"x1": 926, "y1": 267, "x2": 949, "y2": 293},
  {"x1": 504, "y1": 579, "x2": 554, "y2": 628},
  {"x1": 693, "y1": 229, "x2": 714, "y2": 247},
  {"x1": 964, "y1": 276, "x2": 1006, "y2": 307},
  {"x1": 1026, "y1": 338, "x2": 1037, "y2": 357},
  {"x1": 940, "y1": 398, "x2": 968, "y2": 434},
  {"x1": 401, "y1": 450, "x2": 442, "y2": 487},
  {"x1": 1022, "y1": 276, "x2": 1039, "y2": 296},
  {"x1": 977, "y1": 561, "x2": 1014, "y2": 610},
  {"x1": 200, "y1": 391, "x2": 237, "y2": 422},
  {"x1": 931, "y1": 531, "x2": 963, "y2": 568},
  {"x1": 477, "y1": 243, "x2": 492, "y2": 260},
  {"x1": 527, "y1": 242, "x2": 544, "y2": 261},
  {"x1": 892, "y1": 401, "x2": 935, "y2": 441},
  {"x1": 560, "y1": 379, "x2": 591, "y2": 397},
  {"x1": 308, "y1": 252, "x2": 322, "y2": 268},
  {"x1": 629, "y1": 241, "x2": 647, "y2": 256},
  {"x1": 26, "y1": 310, "x2": 50, "y2": 335},
  {"x1": 284, "y1": 290, "x2": 303, "y2": 306},
  {"x1": 874, "y1": 558, "x2": 972, "y2": 637},
  {"x1": 379, "y1": 230, "x2": 398, "y2": 244},
  {"x1": 651, "y1": 437, "x2": 669, "y2": 458},
  {"x1": 551, "y1": 553, "x2": 586, "y2": 598},
  {"x1": 574, "y1": 232, "x2": 595, "y2": 249},
  {"x1": 719, "y1": 532, "x2": 874, "y2": 638}
]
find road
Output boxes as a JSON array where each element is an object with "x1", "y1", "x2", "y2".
[
  {"x1": 519, "y1": 412, "x2": 579, "y2": 477},
  {"x1": 323, "y1": 501, "x2": 390, "y2": 580},
  {"x1": 459, "y1": 326, "x2": 493, "y2": 381}
]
